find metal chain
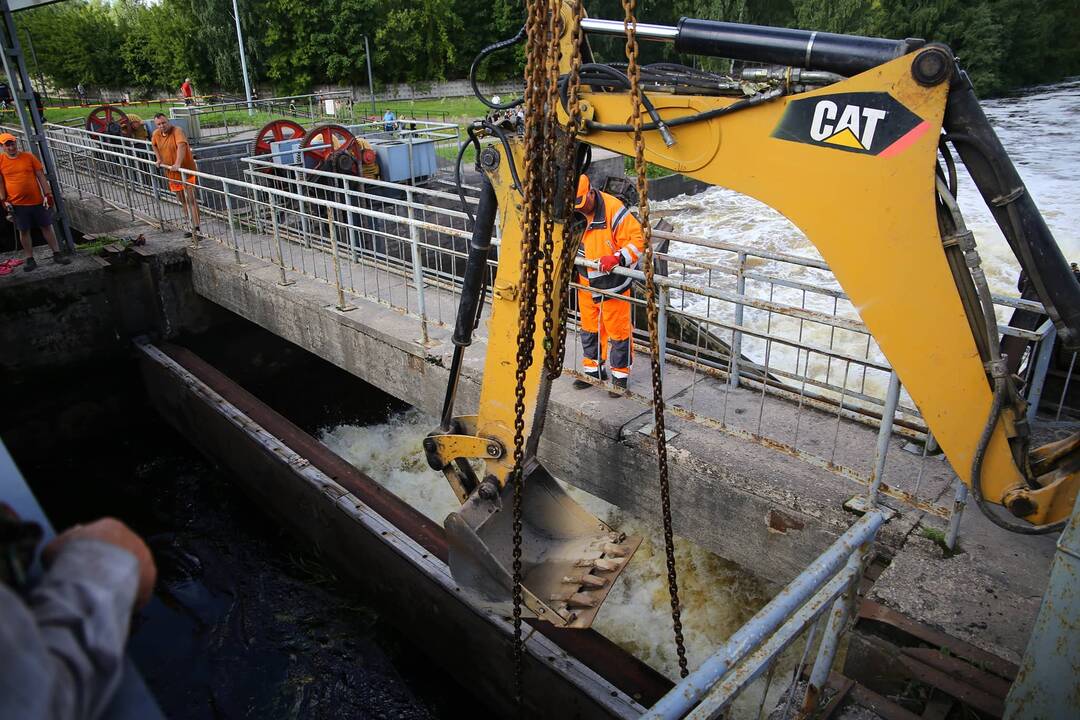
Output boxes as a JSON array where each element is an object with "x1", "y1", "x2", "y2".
[
  {"x1": 540, "y1": 6, "x2": 564, "y2": 372},
  {"x1": 548, "y1": 0, "x2": 586, "y2": 378},
  {"x1": 511, "y1": 0, "x2": 557, "y2": 703},
  {"x1": 622, "y1": 0, "x2": 690, "y2": 679}
]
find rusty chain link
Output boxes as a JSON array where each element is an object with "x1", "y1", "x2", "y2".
[
  {"x1": 511, "y1": 0, "x2": 566, "y2": 703},
  {"x1": 622, "y1": 0, "x2": 690, "y2": 679},
  {"x1": 547, "y1": 0, "x2": 587, "y2": 379},
  {"x1": 540, "y1": 6, "x2": 564, "y2": 373}
]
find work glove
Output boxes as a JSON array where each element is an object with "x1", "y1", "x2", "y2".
[{"x1": 598, "y1": 254, "x2": 620, "y2": 273}]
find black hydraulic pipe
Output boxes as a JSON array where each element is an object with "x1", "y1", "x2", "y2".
[
  {"x1": 943, "y1": 72, "x2": 1080, "y2": 351},
  {"x1": 440, "y1": 176, "x2": 498, "y2": 430},
  {"x1": 674, "y1": 18, "x2": 921, "y2": 76}
]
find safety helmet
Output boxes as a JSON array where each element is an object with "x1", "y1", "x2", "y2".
[{"x1": 573, "y1": 174, "x2": 591, "y2": 210}]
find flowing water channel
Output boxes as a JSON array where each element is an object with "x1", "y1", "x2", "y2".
[{"x1": 317, "y1": 79, "x2": 1079, "y2": 713}]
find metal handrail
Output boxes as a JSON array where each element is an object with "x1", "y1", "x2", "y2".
[{"x1": 643, "y1": 508, "x2": 887, "y2": 719}]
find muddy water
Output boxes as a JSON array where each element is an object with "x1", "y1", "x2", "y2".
[{"x1": 321, "y1": 409, "x2": 789, "y2": 713}]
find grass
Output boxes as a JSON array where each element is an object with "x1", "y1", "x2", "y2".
[
  {"x1": 623, "y1": 157, "x2": 674, "y2": 179},
  {"x1": 0, "y1": 94, "x2": 493, "y2": 134},
  {"x1": 374, "y1": 96, "x2": 494, "y2": 124},
  {"x1": 919, "y1": 525, "x2": 961, "y2": 556},
  {"x1": 75, "y1": 234, "x2": 122, "y2": 253}
]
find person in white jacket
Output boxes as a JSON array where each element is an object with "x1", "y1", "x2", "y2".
[{"x1": 0, "y1": 514, "x2": 157, "y2": 720}]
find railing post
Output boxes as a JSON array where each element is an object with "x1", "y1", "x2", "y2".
[
  {"x1": 1026, "y1": 320, "x2": 1056, "y2": 424},
  {"x1": 69, "y1": 145, "x2": 84, "y2": 199},
  {"x1": 224, "y1": 181, "x2": 240, "y2": 263},
  {"x1": 118, "y1": 140, "x2": 137, "y2": 221},
  {"x1": 405, "y1": 186, "x2": 430, "y2": 345},
  {"x1": 868, "y1": 370, "x2": 901, "y2": 506},
  {"x1": 326, "y1": 204, "x2": 351, "y2": 312},
  {"x1": 946, "y1": 482, "x2": 968, "y2": 550},
  {"x1": 339, "y1": 175, "x2": 359, "y2": 262},
  {"x1": 799, "y1": 547, "x2": 865, "y2": 719},
  {"x1": 729, "y1": 250, "x2": 746, "y2": 387},
  {"x1": 147, "y1": 169, "x2": 166, "y2": 230},
  {"x1": 268, "y1": 191, "x2": 293, "y2": 286}
]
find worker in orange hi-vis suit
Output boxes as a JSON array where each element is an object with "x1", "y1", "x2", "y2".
[{"x1": 571, "y1": 174, "x2": 643, "y2": 397}]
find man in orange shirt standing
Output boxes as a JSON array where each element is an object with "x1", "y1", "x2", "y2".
[
  {"x1": 0, "y1": 133, "x2": 70, "y2": 272},
  {"x1": 151, "y1": 113, "x2": 201, "y2": 239}
]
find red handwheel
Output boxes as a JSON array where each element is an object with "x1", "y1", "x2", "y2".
[
  {"x1": 85, "y1": 105, "x2": 131, "y2": 137},
  {"x1": 300, "y1": 124, "x2": 359, "y2": 168},
  {"x1": 253, "y1": 119, "x2": 305, "y2": 157}
]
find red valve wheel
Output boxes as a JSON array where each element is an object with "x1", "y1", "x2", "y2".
[
  {"x1": 300, "y1": 124, "x2": 360, "y2": 167},
  {"x1": 85, "y1": 105, "x2": 131, "y2": 137},
  {"x1": 253, "y1": 119, "x2": 305, "y2": 157}
]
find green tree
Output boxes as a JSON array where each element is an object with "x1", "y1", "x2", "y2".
[
  {"x1": 374, "y1": 0, "x2": 463, "y2": 83},
  {"x1": 20, "y1": 0, "x2": 127, "y2": 90}
]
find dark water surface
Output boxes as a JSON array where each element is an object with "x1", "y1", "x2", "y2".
[{"x1": 4, "y1": 321, "x2": 480, "y2": 719}]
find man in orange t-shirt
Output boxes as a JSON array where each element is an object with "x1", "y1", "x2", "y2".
[
  {"x1": 0, "y1": 133, "x2": 69, "y2": 272},
  {"x1": 151, "y1": 113, "x2": 201, "y2": 239}
]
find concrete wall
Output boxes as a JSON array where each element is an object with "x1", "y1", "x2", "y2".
[{"x1": 0, "y1": 223, "x2": 224, "y2": 377}]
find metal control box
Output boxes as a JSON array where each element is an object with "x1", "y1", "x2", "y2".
[{"x1": 369, "y1": 138, "x2": 437, "y2": 182}]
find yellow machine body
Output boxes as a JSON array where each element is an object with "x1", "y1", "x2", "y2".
[{"x1": 562, "y1": 45, "x2": 1076, "y2": 524}]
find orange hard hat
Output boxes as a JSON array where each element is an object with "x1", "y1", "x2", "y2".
[{"x1": 573, "y1": 174, "x2": 590, "y2": 210}]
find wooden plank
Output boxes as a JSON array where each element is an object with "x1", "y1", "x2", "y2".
[{"x1": 826, "y1": 671, "x2": 922, "y2": 720}]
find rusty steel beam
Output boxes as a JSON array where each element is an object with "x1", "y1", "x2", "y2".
[{"x1": 857, "y1": 599, "x2": 1018, "y2": 681}]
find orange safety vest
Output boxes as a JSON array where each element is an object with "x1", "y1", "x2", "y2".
[{"x1": 577, "y1": 190, "x2": 644, "y2": 297}]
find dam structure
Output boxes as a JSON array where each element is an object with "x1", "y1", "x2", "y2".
[{"x1": 3, "y1": 107, "x2": 1073, "y2": 718}]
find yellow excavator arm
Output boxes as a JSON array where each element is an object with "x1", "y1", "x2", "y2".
[{"x1": 425, "y1": 3, "x2": 1080, "y2": 628}]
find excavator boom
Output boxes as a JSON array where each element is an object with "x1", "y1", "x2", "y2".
[{"x1": 428, "y1": 4, "x2": 1080, "y2": 628}]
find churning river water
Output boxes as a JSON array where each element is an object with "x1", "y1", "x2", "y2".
[{"x1": 320, "y1": 79, "x2": 1078, "y2": 711}]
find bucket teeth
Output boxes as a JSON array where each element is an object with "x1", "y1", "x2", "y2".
[
  {"x1": 550, "y1": 592, "x2": 599, "y2": 608},
  {"x1": 603, "y1": 542, "x2": 631, "y2": 557},
  {"x1": 561, "y1": 574, "x2": 609, "y2": 588},
  {"x1": 575, "y1": 557, "x2": 625, "y2": 572}
]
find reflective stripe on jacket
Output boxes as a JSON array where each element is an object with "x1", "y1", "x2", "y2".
[{"x1": 577, "y1": 190, "x2": 643, "y2": 297}]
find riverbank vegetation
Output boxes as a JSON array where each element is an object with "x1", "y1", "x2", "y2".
[{"x1": 18, "y1": 0, "x2": 1080, "y2": 99}]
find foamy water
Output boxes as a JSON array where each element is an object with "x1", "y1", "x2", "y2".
[{"x1": 320, "y1": 410, "x2": 780, "y2": 689}]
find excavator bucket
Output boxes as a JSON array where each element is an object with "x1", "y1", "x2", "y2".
[{"x1": 444, "y1": 463, "x2": 641, "y2": 629}]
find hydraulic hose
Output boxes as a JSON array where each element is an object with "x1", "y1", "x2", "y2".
[
  {"x1": 944, "y1": 76, "x2": 1080, "y2": 351},
  {"x1": 557, "y1": 63, "x2": 784, "y2": 138},
  {"x1": 936, "y1": 178, "x2": 1066, "y2": 535},
  {"x1": 583, "y1": 86, "x2": 783, "y2": 134},
  {"x1": 567, "y1": 63, "x2": 676, "y2": 146},
  {"x1": 469, "y1": 26, "x2": 527, "y2": 110},
  {"x1": 455, "y1": 125, "x2": 482, "y2": 226},
  {"x1": 440, "y1": 177, "x2": 498, "y2": 431},
  {"x1": 970, "y1": 378, "x2": 1066, "y2": 535}
]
